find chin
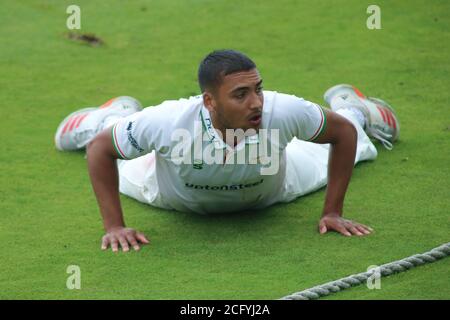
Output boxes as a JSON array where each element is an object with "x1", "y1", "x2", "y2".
[{"x1": 244, "y1": 124, "x2": 260, "y2": 134}]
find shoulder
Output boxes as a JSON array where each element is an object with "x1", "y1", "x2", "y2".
[
  {"x1": 270, "y1": 91, "x2": 314, "y2": 109},
  {"x1": 142, "y1": 93, "x2": 203, "y2": 131},
  {"x1": 112, "y1": 94, "x2": 203, "y2": 158},
  {"x1": 140, "y1": 94, "x2": 203, "y2": 122},
  {"x1": 263, "y1": 90, "x2": 326, "y2": 143},
  {"x1": 264, "y1": 90, "x2": 321, "y2": 124}
]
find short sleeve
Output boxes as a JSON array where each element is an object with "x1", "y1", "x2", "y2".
[
  {"x1": 271, "y1": 92, "x2": 327, "y2": 145},
  {"x1": 111, "y1": 109, "x2": 157, "y2": 160}
]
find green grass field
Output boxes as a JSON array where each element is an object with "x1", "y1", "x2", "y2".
[{"x1": 0, "y1": 0, "x2": 449, "y2": 300}]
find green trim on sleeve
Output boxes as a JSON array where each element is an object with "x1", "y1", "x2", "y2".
[
  {"x1": 315, "y1": 107, "x2": 327, "y2": 140},
  {"x1": 309, "y1": 105, "x2": 327, "y2": 142},
  {"x1": 111, "y1": 124, "x2": 127, "y2": 159}
]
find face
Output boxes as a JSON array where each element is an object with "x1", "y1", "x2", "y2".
[{"x1": 203, "y1": 68, "x2": 264, "y2": 134}]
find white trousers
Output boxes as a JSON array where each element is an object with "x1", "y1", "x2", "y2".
[
  {"x1": 280, "y1": 108, "x2": 378, "y2": 203},
  {"x1": 117, "y1": 109, "x2": 378, "y2": 210}
]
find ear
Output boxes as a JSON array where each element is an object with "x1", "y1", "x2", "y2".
[{"x1": 202, "y1": 91, "x2": 216, "y2": 113}]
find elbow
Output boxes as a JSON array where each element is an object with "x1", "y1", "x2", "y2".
[
  {"x1": 336, "y1": 119, "x2": 358, "y2": 148},
  {"x1": 345, "y1": 120, "x2": 358, "y2": 152},
  {"x1": 86, "y1": 135, "x2": 104, "y2": 159},
  {"x1": 348, "y1": 121, "x2": 358, "y2": 143},
  {"x1": 86, "y1": 131, "x2": 118, "y2": 161},
  {"x1": 86, "y1": 136, "x2": 97, "y2": 154}
]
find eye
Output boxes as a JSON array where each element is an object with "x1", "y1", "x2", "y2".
[
  {"x1": 256, "y1": 86, "x2": 263, "y2": 94},
  {"x1": 235, "y1": 92, "x2": 246, "y2": 99}
]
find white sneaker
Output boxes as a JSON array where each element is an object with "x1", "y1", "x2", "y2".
[
  {"x1": 324, "y1": 84, "x2": 400, "y2": 150},
  {"x1": 55, "y1": 96, "x2": 142, "y2": 151}
]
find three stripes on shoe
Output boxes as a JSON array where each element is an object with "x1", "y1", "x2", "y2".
[
  {"x1": 61, "y1": 98, "x2": 116, "y2": 135},
  {"x1": 352, "y1": 86, "x2": 396, "y2": 130},
  {"x1": 61, "y1": 114, "x2": 89, "y2": 135},
  {"x1": 376, "y1": 106, "x2": 397, "y2": 129}
]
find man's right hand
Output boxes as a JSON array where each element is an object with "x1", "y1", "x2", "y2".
[{"x1": 101, "y1": 227, "x2": 150, "y2": 252}]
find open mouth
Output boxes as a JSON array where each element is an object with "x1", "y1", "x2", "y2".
[{"x1": 248, "y1": 114, "x2": 262, "y2": 126}]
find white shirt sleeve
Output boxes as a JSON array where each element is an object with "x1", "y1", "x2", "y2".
[
  {"x1": 270, "y1": 92, "x2": 327, "y2": 146},
  {"x1": 111, "y1": 106, "x2": 167, "y2": 160}
]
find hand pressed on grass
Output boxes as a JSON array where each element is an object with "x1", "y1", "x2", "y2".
[
  {"x1": 101, "y1": 227, "x2": 150, "y2": 252},
  {"x1": 318, "y1": 214, "x2": 373, "y2": 237}
]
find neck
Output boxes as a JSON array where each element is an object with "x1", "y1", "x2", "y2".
[{"x1": 209, "y1": 113, "x2": 242, "y2": 147}]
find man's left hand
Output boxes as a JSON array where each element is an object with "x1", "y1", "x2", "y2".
[{"x1": 318, "y1": 214, "x2": 373, "y2": 237}]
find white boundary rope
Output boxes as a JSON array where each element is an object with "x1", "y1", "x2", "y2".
[{"x1": 280, "y1": 242, "x2": 450, "y2": 300}]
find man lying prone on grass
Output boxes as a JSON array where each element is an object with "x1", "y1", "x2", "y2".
[{"x1": 55, "y1": 50, "x2": 399, "y2": 252}]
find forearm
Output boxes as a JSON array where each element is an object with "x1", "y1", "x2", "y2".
[
  {"x1": 87, "y1": 140, "x2": 125, "y2": 231},
  {"x1": 322, "y1": 124, "x2": 357, "y2": 217}
]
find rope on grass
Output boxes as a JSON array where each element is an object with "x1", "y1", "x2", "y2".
[{"x1": 279, "y1": 242, "x2": 450, "y2": 300}]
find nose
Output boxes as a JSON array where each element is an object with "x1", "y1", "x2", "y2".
[{"x1": 249, "y1": 91, "x2": 263, "y2": 111}]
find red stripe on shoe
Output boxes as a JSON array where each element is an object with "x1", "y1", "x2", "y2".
[
  {"x1": 385, "y1": 109, "x2": 397, "y2": 129},
  {"x1": 377, "y1": 106, "x2": 389, "y2": 125},
  {"x1": 62, "y1": 116, "x2": 80, "y2": 134},
  {"x1": 353, "y1": 86, "x2": 366, "y2": 98},
  {"x1": 75, "y1": 114, "x2": 88, "y2": 128},
  {"x1": 61, "y1": 117, "x2": 74, "y2": 135},
  {"x1": 384, "y1": 108, "x2": 393, "y2": 127},
  {"x1": 100, "y1": 98, "x2": 115, "y2": 109},
  {"x1": 68, "y1": 115, "x2": 81, "y2": 132},
  {"x1": 383, "y1": 108, "x2": 392, "y2": 126}
]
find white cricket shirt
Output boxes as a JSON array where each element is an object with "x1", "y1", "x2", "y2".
[{"x1": 112, "y1": 91, "x2": 326, "y2": 214}]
